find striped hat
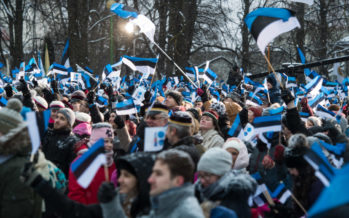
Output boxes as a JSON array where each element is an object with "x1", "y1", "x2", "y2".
[
  {"x1": 169, "y1": 111, "x2": 192, "y2": 127},
  {"x1": 147, "y1": 102, "x2": 168, "y2": 115},
  {"x1": 49, "y1": 101, "x2": 65, "y2": 109},
  {"x1": 34, "y1": 96, "x2": 48, "y2": 110}
]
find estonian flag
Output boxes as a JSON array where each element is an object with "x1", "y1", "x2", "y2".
[
  {"x1": 228, "y1": 114, "x2": 243, "y2": 138},
  {"x1": 253, "y1": 114, "x2": 282, "y2": 134},
  {"x1": 319, "y1": 141, "x2": 346, "y2": 169},
  {"x1": 71, "y1": 138, "x2": 106, "y2": 189},
  {"x1": 48, "y1": 63, "x2": 69, "y2": 76},
  {"x1": 244, "y1": 8, "x2": 300, "y2": 54},
  {"x1": 304, "y1": 142, "x2": 336, "y2": 187},
  {"x1": 123, "y1": 56, "x2": 158, "y2": 76},
  {"x1": 308, "y1": 92, "x2": 325, "y2": 109},
  {"x1": 203, "y1": 68, "x2": 217, "y2": 85},
  {"x1": 25, "y1": 57, "x2": 41, "y2": 75},
  {"x1": 60, "y1": 39, "x2": 71, "y2": 69},
  {"x1": 76, "y1": 64, "x2": 98, "y2": 89},
  {"x1": 115, "y1": 99, "x2": 137, "y2": 115},
  {"x1": 249, "y1": 172, "x2": 269, "y2": 207},
  {"x1": 315, "y1": 104, "x2": 336, "y2": 120},
  {"x1": 26, "y1": 110, "x2": 51, "y2": 155},
  {"x1": 246, "y1": 92, "x2": 263, "y2": 107},
  {"x1": 305, "y1": 76, "x2": 323, "y2": 97},
  {"x1": 37, "y1": 52, "x2": 45, "y2": 76},
  {"x1": 286, "y1": 76, "x2": 297, "y2": 88},
  {"x1": 270, "y1": 182, "x2": 291, "y2": 204}
]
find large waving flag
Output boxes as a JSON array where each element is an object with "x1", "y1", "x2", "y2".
[
  {"x1": 110, "y1": 3, "x2": 155, "y2": 42},
  {"x1": 244, "y1": 8, "x2": 300, "y2": 54},
  {"x1": 203, "y1": 68, "x2": 217, "y2": 85},
  {"x1": 253, "y1": 114, "x2": 282, "y2": 134},
  {"x1": 71, "y1": 138, "x2": 106, "y2": 188},
  {"x1": 305, "y1": 76, "x2": 323, "y2": 98},
  {"x1": 48, "y1": 63, "x2": 69, "y2": 76},
  {"x1": 76, "y1": 64, "x2": 98, "y2": 89},
  {"x1": 115, "y1": 99, "x2": 137, "y2": 115}
]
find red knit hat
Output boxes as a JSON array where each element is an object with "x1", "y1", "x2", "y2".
[{"x1": 202, "y1": 110, "x2": 219, "y2": 121}]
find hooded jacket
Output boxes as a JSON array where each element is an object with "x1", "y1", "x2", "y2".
[
  {"x1": 0, "y1": 124, "x2": 42, "y2": 218},
  {"x1": 195, "y1": 170, "x2": 257, "y2": 218}
]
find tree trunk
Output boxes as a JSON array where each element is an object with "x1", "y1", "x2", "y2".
[{"x1": 241, "y1": 0, "x2": 251, "y2": 71}]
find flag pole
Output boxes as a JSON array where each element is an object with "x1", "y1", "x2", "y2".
[
  {"x1": 263, "y1": 54, "x2": 284, "y2": 89},
  {"x1": 104, "y1": 164, "x2": 109, "y2": 182},
  {"x1": 290, "y1": 192, "x2": 308, "y2": 215},
  {"x1": 148, "y1": 38, "x2": 198, "y2": 89}
]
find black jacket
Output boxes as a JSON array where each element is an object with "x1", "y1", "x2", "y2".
[{"x1": 41, "y1": 128, "x2": 78, "y2": 177}]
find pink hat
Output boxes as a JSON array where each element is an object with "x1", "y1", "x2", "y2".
[
  {"x1": 73, "y1": 122, "x2": 92, "y2": 137},
  {"x1": 88, "y1": 123, "x2": 114, "y2": 147}
]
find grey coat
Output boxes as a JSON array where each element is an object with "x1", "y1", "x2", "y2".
[{"x1": 101, "y1": 183, "x2": 204, "y2": 218}]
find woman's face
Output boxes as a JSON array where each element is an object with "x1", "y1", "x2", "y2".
[
  {"x1": 104, "y1": 138, "x2": 113, "y2": 152},
  {"x1": 118, "y1": 169, "x2": 138, "y2": 196},
  {"x1": 200, "y1": 116, "x2": 214, "y2": 130},
  {"x1": 248, "y1": 110, "x2": 254, "y2": 123},
  {"x1": 226, "y1": 147, "x2": 239, "y2": 166},
  {"x1": 109, "y1": 113, "x2": 116, "y2": 124}
]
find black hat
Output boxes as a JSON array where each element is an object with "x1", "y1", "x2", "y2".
[
  {"x1": 187, "y1": 108, "x2": 200, "y2": 121},
  {"x1": 284, "y1": 134, "x2": 309, "y2": 169},
  {"x1": 169, "y1": 111, "x2": 192, "y2": 127},
  {"x1": 146, "y1": 102, "x2": 168, "y2": 117},
  {"x1": 165, "y1": 90, "x2": 183, "y2": 106}
]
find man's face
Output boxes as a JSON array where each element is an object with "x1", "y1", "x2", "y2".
[
  {"x1": 148, "y1": 160, "x2": 177, "y2": 196},
  {"x1": 72, "y1": 101, "x2": 81, "y2": 112},
  {"x1": 54, "y1": 113, "x2": 69, "y2": 130},
  {"x1": 267, "y1": 82, "x2": 273, "y2": 90},
  {"x1": 165, "y1": 96, "x2": 177, "y2": 109},
  {"x1": 197, "y1": 171, "x2": 220, "y2": 188},
  {"x1": 194, "y1": 101, "x2": 203, "y2": 108},
  {"x1": 145, "y1": 113, "x2": 168, "y2": 127},
  {"x1": 165, "y1": 127, "x2": 176, "y2": 145}
]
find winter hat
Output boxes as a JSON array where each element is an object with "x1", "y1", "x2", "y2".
[
  {"x1": 75, "y1": 112, "x2": 91, "y2": 123},
  {"x1": 147, "y1": 102, "x2": 168, "y2": 114},
  {"x1": 197, "y1": 147, "x2": 232, "y2": 176},
  {"x1": 165, "y1": 90, "x2": 183, "y2": 106},
  {"x1": 57, "y1": 108, "x2": 76, "y2": 127},
  {"x1": 73, "y1": 122, "x2": 92, "y2": 137},
  {"x1": 169, "y1": 111, "x2": 192, "y2": 127},
  {"x1": 34, "y1": 96, "x2": 48, "y2": 110},
  {"x1": 0, "y1": 98, "x2": 24, "y2": 134},
  {"x1": 49, "y1": 101, "x2": 65, "y2": 110},
  {"x1": 210, "y1": 102, "x2": 226, "y2": 116},
  {"x1": 187, "y1": 107, "x2": 201, "y2": 121},
  {"x1": 223, "y1": 138, "x2": 249, "y2": 170},
  {"x1": 284, "y1": 134, "x2": 309, "y2": 169},
  {"x1": 202, "y1": 110, "x2": 219, "y2": 122},
  {"x1": 71, "y1": 90, "x2": 86, "y2": 102},
  {"x1": 88, "y1": 122, "x2": 114, "y2": 147}
]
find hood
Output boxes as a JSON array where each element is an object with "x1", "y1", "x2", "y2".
[
  {"x1": 0, "y1": 123, "x2": 31, "y2": 156},
  {"x1": 198, "y1": 170, "x2": 257, "y2": 201}
]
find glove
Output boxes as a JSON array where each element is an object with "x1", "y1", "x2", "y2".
[
  {"x1": 87, "y1": 91, "x2": 96, "y2": 105},
  {"x1": 19, "y1": 78, "x2": 30, "y2": 95},
  {"x1": 114, "y1": 115, "x2": 125, "y2": 129},
  {"x1": 32, "y1": 79, "x2": 38, "y2": 88},
  {"x1": 51, "y1": 79, "x2": 58, "y2": 93},
  {"x1": 281, "y1": 89, "x2": 295, "y2": 104},
  {"x1": 197, "y1": 85, "x2": 208, "y2": 102},
  {"x1": 4, "y1": 84, "x2": 13, "y2": 98},
  {"x1": 20, "y1": 162, "x2": 42, "y2": 187},
  {"x1": 98, "y1": 182, "x2": 117, "y2": 203}
]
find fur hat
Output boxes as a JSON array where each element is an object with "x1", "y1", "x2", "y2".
[
  {"x1": 71, "y1": 90, "x2": 86, "y2": 102},
  {"x1": 169, "y1": 111, "x2": 192, "y2": 127},
  {"x1": 57, "y1": 108, "x2": 75, "y2": 127},
  {"x1": 197, "y1": 147, "x2": 232, "y2": 176},
  {"x1": 210, "y1": 102, "x2": 226, "y2": 116},
  {"x1": 34, "y1": 96, "x2": 48, "y2": 109},
  {"x1": 0, "y1": 98, "x2": 24, "y2": 134},
  {"x1": 284, "y1": 134, "x2": 309, "y2": 169},
  {"x1": 49, "y1": 101, "x2": 65, "y2": 109},
  {"x1": 75, "y1": 112, "x2": 91, "y2": 123},
  {"x1": 165, "y1": 90, "x2": 183, "y2": 106}
]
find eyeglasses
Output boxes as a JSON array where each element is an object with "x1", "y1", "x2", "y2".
[
  {"x1": 146, "y1": 115, "x2": 165, "y2": 121},
  {"x1": 197, "y1": 172, "x2": 216, "y2": 181}
]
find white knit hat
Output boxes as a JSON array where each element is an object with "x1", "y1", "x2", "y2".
[
  {"x1": 49, "y1": 101, "x2": 65, "y2": 109},
  {"x1": 34, "y1": 96, "x2": 48, "y2": 109},
  {"x1": 75, "y1": 112, "x2": 91, "y2": 123},
  {"x1": 0, "y1": 98, "x2": 24, "y2": 134},
  {"x1": 197, "y1": 147, "x2": 232, "y2": 176}
]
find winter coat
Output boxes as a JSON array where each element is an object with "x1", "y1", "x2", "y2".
[
  {"x1": 101, "y1": 183, "x2": 204, "y2": 218},
  {"x1": 32, "y1": 176, "x2": 103, "y2": 218},
  {"x1": 285, "y1": 107, "x2": 310, "y2": 136},
  {"x1": 200, "y1": 129, "x2": 224, "y2": 150},
  {"x1": 195, "y1": 170, "x2": 257, "y2": 218},
  {"x1": 266, "y1": 74, "x2": 282, "y2": 104},
  {"x1": 41, "y1": 128, "x2": 79, "y2": 177},
  {"x1": 0, "y1": 124, "x2": 42, "y2": 218},
  {"x1": 68, "y1": 155, "x2": 116, "y2": 205},
  {"x1": 127, "y1": 120, "x2": 147, "y2": 153},
  {"x1": 248, "y1": 135, "x2": 291, "y2": 191}
]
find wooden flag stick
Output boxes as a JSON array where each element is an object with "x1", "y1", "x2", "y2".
[
  {"x1": 290, "y1": 193, "x2": 308, "y2": 215},
  {"x1": 104, "y1": 164, "x2": 109, "y2": 182},
  {"x1": 263, "y1": 54, "x2": 284, "y2": 89}
]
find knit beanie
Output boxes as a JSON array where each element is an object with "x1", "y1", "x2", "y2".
[
  {"x1": 75, "y1": 112, "x2": 91, "y2": 123},
  {"x1": 284, "y1": 134, "x2": 309, "y2": 169},
  {"x1": 57, "y1": 108, "x2": 76, "y2": 127},
  {"x1": 34, "y1": 96, "x2": 48, "y2": 110},
  {"x1": 165, "y1": 90, "x2": 183, "y2": 106},
  {"x1": 88, "y1": 123, "x2": 114, "y2": 147},
  {"x1": 49, "y1": 101, "x2": 65, "y2": 110},
  {"x1": 197, "y1": 147, "x2": 232, "y2": 176},
  {"x1": 210, "y1": 102, "x2": 226, "y2": 116},
  {"x1": 0, "y1": 98, "x2": 23, "y2": 134},
  {"x1": 71, "y1": 90, "x2": 86, "y2": 102},
  {"x1": 187, "y1": 108, "x2": 201, "y2": 121}
]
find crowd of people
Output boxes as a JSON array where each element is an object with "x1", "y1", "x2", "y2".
[{"x1": 0, "y1": 69, "x2": 348, "y2": 218}]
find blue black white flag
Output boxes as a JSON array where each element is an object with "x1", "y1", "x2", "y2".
[
  {"x1": 115, "y1": 99, "x2": 137, "y2": 115},
  {"x1": 228, "y1": 114, "x2": 243, "y2": 138},
  {"x1": 60, "y1": 39, "x2": 71, "y2": 69},
  {"x1": 270, "y1": 182, "x2": 291, "y2": 204},
  {"x1": 305, "y1": 76, "x2": 323, "y2": 97},
  {"x1": 48, "y1": 63, "x2": 69, "y2": 76},
  {"x1": 315, "y1": 104, "x2": 336, "y2": 120},
  {"x1": 244, "y1": 8, "x2": 300, "y2": 54},
  {"x1": 123, "y1": 55, "x2": 158, "y2": 76},
  {"x1": 286, "y1": 76, "x2": 297, "y2": 88},
  {"x1": 253, "y1": 114, "x2": 282, "y2": 134},
  {"x1": 71, "y1": 138, "x2": 106, "y2": 188},
  {"x1": 203, "y1": 68, "x2": 217, "y2": 85},
  {"x1": 308, "y1": 92, "x2": 326, "y2": 109}
]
